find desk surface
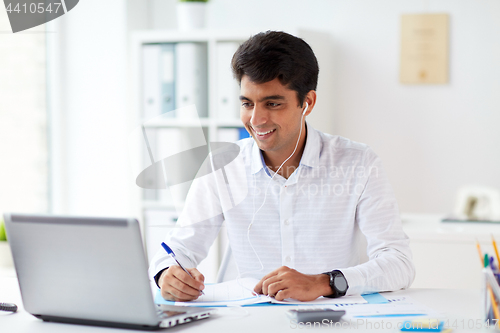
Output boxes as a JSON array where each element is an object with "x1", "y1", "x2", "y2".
[{"x1": 0, "y1": 272, "x2": 488, "y2": 333}]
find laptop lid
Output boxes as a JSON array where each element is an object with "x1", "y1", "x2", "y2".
[{"x1": 4, "y1": 213, "x2": 161, "y2": 328}]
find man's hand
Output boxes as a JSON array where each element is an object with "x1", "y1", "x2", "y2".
[
  {"x1": 253, "y1": 266, "x2": 332, "y2": 301},
  {"x1": 158, "y1": 265, "x2": 205, "y2": 302}
]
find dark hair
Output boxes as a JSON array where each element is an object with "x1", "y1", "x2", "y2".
[{"x1": 231, "y1": 31, "x2": 319, "y2": 107}]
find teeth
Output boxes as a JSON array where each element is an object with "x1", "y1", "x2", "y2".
[{"x1": 255, "y1": 129, "x2": 275, "y2": 135}]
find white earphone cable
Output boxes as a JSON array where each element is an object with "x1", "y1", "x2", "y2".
[{"x1": 238, "y1": 103, "x2": 309, "y2": 282}]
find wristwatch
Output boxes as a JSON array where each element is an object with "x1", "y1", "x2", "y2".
[{"x1": 322, "y1": 270, "x2": 348, "y2": 298}]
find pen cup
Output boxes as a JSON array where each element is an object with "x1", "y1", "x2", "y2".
[{"x1": 483, "y1": 268, "x2": 500, "y2": 328}]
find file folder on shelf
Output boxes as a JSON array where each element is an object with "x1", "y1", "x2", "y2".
[
  {"x1": 175, "y1": 43, "x2": 208, "y2": 119},
  {"x1": 160, "y1": 44, "x2": 176, "y2": 117},
  {"x1": 216, "y1": 42, "x2": 240, "y2": 120},
  {"x1": 142, "y1": 44, "x2": 162, "y2": 120}
]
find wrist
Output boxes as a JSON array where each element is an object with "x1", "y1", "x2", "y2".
[{"x1": 315, "y1": 273, "x2": 334, "y2": 297}]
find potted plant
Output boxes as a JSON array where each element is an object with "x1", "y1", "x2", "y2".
[
  {"x1": 177, "y1": 0, "x2": 209, "y2": 31},
  {"x1": 0, "y1": 219, "x2": 13, "y2": 268}
]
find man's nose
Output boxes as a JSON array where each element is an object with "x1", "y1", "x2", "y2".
[{"x1": 250, "y1": 104, "x2": 268, "y2": 127}]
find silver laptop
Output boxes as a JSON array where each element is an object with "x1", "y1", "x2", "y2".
[{"x1": 4, "y1": 213, "x2": 213, "y2": 330}]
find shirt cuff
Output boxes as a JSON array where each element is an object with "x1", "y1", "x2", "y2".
[
  {"x1": 154, "y1": 267, "x2": 169, "y2": 288},
  {"x1": 338, "y1": 267, "x2": 366, "y2": 296}
]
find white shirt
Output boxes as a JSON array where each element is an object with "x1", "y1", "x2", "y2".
[{"x1": 149, "y1": 123, "x2": 415, "y2": 295}]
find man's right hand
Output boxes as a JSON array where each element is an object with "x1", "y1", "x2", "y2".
[{"x1": 158, "y1": 265, "x2": 205, "y2": 302}]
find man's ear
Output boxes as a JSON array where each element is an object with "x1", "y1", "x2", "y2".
[{"x1": 302, "y1": 90, "x2": 317, "y2": 116}]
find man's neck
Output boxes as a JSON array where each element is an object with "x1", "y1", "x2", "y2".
[{"x1": 263, "y1": 126, "x2": 308, "y2": 179}]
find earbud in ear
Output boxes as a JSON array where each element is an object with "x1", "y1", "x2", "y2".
[{"x1": 302, "y1": 102, "x2": 309, "y2": 115}]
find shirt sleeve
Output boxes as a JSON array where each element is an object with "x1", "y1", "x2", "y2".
[
  {"x1": 148, "y1": 170, "x2": 225, "y2": 283},
  {"x1": 339, "y1": 148, "x2": 416, "y2": 295}
]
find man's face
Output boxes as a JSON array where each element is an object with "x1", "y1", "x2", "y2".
[{"x1": 239, "y1": 76, "x2": 305, "y2": 163}]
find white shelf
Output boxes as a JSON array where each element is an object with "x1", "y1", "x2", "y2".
[
  {"x1": 132, "y1": 30, "x2": 256, "y2": 44},
  {"x1": 216, "y1": 119, "x2": 244, "y2": 127},
  {"x1": 131, "y1": 30, "x2": 254, "y2": 283},
  {"x1": 141, "y1": 118, "x2": 242, "y2": 128},
  {"x1": 142, "y1": 118, "x2": 211, "y2": 128}
]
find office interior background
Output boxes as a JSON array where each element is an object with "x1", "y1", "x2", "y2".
[{"x1": 1, "y1": 0, "x2": 499, "y2": 287}]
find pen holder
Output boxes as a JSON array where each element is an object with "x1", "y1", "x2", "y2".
[{"x1": 483, "y1": 268, "x2": 500, "y2": 328}]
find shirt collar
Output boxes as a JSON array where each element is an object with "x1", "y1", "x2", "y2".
[
  {"x1": 251, "y1": 139, "x2": 266, "y2": 175},
  {"x1": 250, "y1": 122, "x2": 320, "y2": 175},
  {"x1": 299, "y1": 122, "x2": 320, "y2": 168}
]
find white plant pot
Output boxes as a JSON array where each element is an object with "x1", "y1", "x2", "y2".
[
  {"x1": 0, "y1": 242, "x2": 14, "y2": 268},
  {"x1": 177, "y1": 2, "x2": 207, "y2": 31}
]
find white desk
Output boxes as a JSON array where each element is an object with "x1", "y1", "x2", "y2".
[{"x1": 0, "y1": 272, "x2": 488, "y2": 333}]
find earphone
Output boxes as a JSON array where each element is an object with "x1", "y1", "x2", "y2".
[
  {"x1": 238, "y1": 100, "x2": 310, "y2": 281},
  {"x1": 302, "y1": 102, "x2": 309, "y2": 115},
  {"x1": 248, "y1": 100, "x2": 309, "y2": 232}
]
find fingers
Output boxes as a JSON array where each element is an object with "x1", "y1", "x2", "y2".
[
  {"x1": 261, "y1": 275, "x2": 282, "y2": 296},
  {"x1": 161, "y1": 283, "x2": 198, "y2": 302},
  {"x1": 274, "y1": 288, "x2": 291, "y2": 301},
  {"x1": 254, "y1": 267, "x2": 284, "y2": 294},
  {"x1": 255, "y1": 267, "x2": 323, "y2": 302},
  {"x1": 254, "y1": 266, "x2": 292, "y2": 294},
  {"x1": 254, "y1": 279, "x2": 263, "y2": 294},
  {"x1": 187, "y1": 267, "x2": 205, "y2": 284},
  {"x1": 177, "y1": 267, "x2": 204, "y2": 291},
  {"x1": 159, "y1": 266, "x2": 205, "y2": 302}
]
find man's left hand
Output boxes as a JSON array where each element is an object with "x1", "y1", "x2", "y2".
[{"x1": 253, "y1": 266, "x2": 332, "y2": 301}]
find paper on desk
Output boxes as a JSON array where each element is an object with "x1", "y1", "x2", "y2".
[
  {"x1": 173, "y1": 278, "x2": 271, "y2": 306},
  {"x1": 335, "y1": 295, "x2": 443, "y2": 320},
  {"x1": 156, "y1": 278, "x2": 367, "y2": 307},
  {"x1": 272, "y1": 295, "x2": 367, "y2": 305}
]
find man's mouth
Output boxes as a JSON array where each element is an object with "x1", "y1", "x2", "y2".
[{"x1": 252, "y1": 128, "x2": 276, "y2": 136}]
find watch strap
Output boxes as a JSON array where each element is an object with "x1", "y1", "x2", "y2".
[{"x1": 322, "y1": 270, "x2": 348, "y2": 298}]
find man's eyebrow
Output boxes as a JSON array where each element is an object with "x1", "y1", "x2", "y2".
[{"x1": 239, "y1": 95, "x2": 286, "y2": 102}]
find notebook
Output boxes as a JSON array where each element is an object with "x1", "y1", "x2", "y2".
[{"x1": 3, "y1": 213, "x2": 214, "y2": 330}]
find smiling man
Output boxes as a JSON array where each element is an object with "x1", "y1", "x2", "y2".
[
  {"x1": 239, "y1": 76, "x2": 313, "y2": 179},
  {"x1": 149, "y1": 31, "x2": 415, "y2": 302}
]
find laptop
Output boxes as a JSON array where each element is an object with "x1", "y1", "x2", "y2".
[{"x1": 3, "y1": 213, "x2": 214, "y2": 330}]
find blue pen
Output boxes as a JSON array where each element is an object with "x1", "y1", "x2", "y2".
[
  {"x1": 491, "y1": 256, "x2": 496, "y2": 271},
  {"x1": 161, "y1": 242, "x2": 204, "y2": 295}
]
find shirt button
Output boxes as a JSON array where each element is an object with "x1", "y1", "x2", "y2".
[
  {"x1": 284, "y1": 219, "x2": 290, "y2": 226},
  {"x1": 285, "y1": 256, "x2": 291, "y2": 263}
]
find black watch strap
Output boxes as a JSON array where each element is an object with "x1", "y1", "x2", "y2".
[{"x1": 322, "y1": 270, "x2": 348, "y2": 298}]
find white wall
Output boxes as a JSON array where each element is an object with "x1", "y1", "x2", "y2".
[{"x1": 203, "y1": 0, "x2": 500, "y2": 214}]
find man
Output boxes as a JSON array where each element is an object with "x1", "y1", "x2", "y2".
[{"x1": 149, "y1": 31, "x2": 415, "y2": 302}]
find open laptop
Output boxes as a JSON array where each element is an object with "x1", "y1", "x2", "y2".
[{"x1": 3, "y1": 213, "x2": 214, "y2": 330}]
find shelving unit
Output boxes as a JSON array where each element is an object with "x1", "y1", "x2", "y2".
[
  {"x1": 130, "y1": 30, "x2": 253, "y2": 282},
  {"x1": 130, "y1": 29, "x2": 335, "y2": 282}
]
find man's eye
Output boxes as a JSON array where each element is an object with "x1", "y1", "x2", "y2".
[
  {"x1": 268, "y1": 103, "x2": 280, "y2": 107},
  {"x1": 242, "y1": 102, "x2": 253, "y2": 108}
]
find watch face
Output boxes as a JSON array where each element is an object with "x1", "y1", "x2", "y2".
[{"x1": 334, "y1": 275, "x2": 347, "y2": 292}]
